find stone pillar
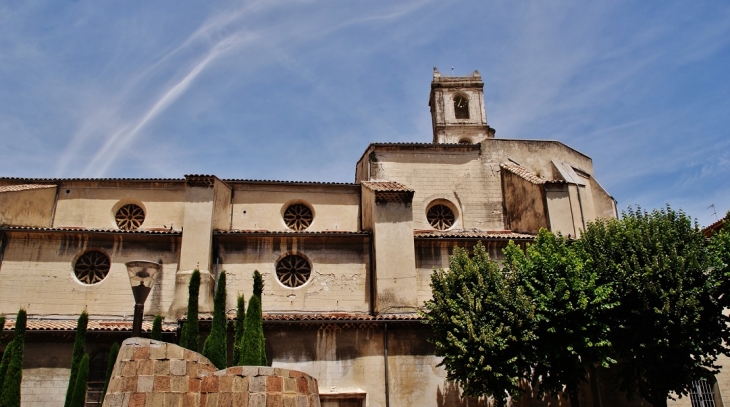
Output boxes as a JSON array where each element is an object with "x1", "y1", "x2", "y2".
[
  {"x1": 167, "y1": 175, "x2": 231, "y2": 319},
  {"x1": 361, "y1": 181, "x2": 418, "y2": 314}
]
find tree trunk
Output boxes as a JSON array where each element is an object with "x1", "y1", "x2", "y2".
[{"x1": 566, "y1": 385, "x2": 581, "y2": 407}]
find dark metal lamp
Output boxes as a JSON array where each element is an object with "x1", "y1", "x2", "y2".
[{"x1": 125, "y1": 260, "x2": 161, "y2": 337}]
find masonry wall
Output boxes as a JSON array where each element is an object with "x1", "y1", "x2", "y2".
[
  {"x1": 217, "y1": 235, "x2": 370, "y2": 313},
  {"x1": 0, "y1": 232, "x2": 179, "y2": 317},
  {"x1": 230, "y1": 184, "x2": 360, "y2": 232},
  {"x1": 368, "y1": 148, "x2": 502, "y2": 230}
]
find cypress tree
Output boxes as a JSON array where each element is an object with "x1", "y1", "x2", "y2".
[
  {"x1": 238, "y1": 295, "x2": 265, "y2": 366},
  {"x1": 202, "y1": 271, "x2": 227, "y2": 369},
  {"x1": 150, "y1": 315, "x2": 163, "y2": 341},
  {"x1": 0, "y1": 341, "x2": 14, "y2": 398},
  {"x1": 100, "y1": 342, "x2": 119, "y2": 404},
  {"x1": 232, "y1": 295, "x2": 245, "y2": 365},
  {"x1": 253, "y1": 270, "x2": 264, "y2": 299},
  {"x1": 64, "y1": 311, "x2": 88, "y2": 407},
  {"x1": 179, "y1": 270, "x2": 200, "y2": 352},
  {"x1": 69, "y1": 354, "x2": 89, "y2": 407},
  {"x1": 2, "y1": 309, "x2": 27, "y2": 407}
]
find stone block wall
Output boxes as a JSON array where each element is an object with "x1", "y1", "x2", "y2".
[{"x1": 103, "y1": 338, "x2": 320, "y2": 407}]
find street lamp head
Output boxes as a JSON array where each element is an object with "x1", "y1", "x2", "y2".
[
  {"x1": 125, "y1": 260, "x2": 162, "y2": 338},
  {"x1": 126, "y1": 260, "x2": 161, "y2": 288}
]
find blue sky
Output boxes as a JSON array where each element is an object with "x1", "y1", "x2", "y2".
[{"x1": 1, "y1": 1, "x2": 729, "y2": 225}]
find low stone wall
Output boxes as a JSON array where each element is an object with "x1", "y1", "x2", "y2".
[{"x1": 103, "y1": 338, "x2": 320, "y2": 407}]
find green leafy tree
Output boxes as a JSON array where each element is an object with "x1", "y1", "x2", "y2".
[
  {"x1": 422, "y1": 243, "x2": 536, "y2": 406},
  {"x1": 253, "y1": 270, "x2": 264, "y2": 299},
  {"x1": 69, "y1": 354, "x2": 89, "y2": 407},
  {"x1": 579, "y1": 206, "x2": 729, "y2": 407},
  {"x1": 64, "y1": 311, "x2": 88, "y2": 407},
  {"x1": 203, "y1": 271, "x2": 228, "y2": 369},
  {"x1": 503, "y1": 229, "x2": 614, "y2": 407},
  {"x1": 2, "y1": 309, "x2": 26, "y2": 407},
  {"x1": 179, "y1": 270, "x2": 201, "y2": 352},
  {"x1": 232, "y1": 295, "x2": 246, "y2": 364},
  {"x1": 150, "y1": 315, "x2": 163, "y2": 341},
  {"x1": 710, "y1": 211, "x2": 730, "y2": 306},
  {"x1": 238, "y1": 295, "x2": 266, "y2": 366},
  {"x1": 100, "y1": 342, "x2": 119, "y2": 403}
]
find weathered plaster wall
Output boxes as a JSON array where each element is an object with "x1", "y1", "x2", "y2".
[
  {"x1": 230, "y1": 184, "x2": 360, "y2": 232},
  {"x1": 368, "y1": 148, "x2": 498, "y2": 230},
  {"x1": 501, "y1": 171, "x2": 548, "y2": 234},
  {"x1": 218, "y1": 235, "x2": 370, "y2": 313},
  {"x1": 20, "y1": 368, "x2": 69, "y2": 407},
  {"x1": 53, "y1": 184, "x2": 185, "y2": 230},
  {"x1": 0, "y1": 233, "x2": 179, "y2": 317},
  {"x1": 0, "y1": 188, "x2": 56, "y2": 227}
]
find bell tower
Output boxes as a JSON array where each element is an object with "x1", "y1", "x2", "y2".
[{"x1": 429, "y1": 67, "x2": 496, "y2": 144}]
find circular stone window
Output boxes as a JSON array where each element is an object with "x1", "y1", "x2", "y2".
[
  {"x1": 283, "y1": 204, "x2": 313, "y2": 231},
  {"x1": 115, "y1": 204, "x2": 145, "y2": 230},
  {"x1": 74, "y1": 251, "x2": 111, "y2": 284},
  {"x1": 276, "y1": 255, "x2": 312, "y2": 288},
  {"x1": 427, "y1": 204, "x2": 455, "y2": 230}
]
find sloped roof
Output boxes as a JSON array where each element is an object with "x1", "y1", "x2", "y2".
[
  {"x1": 0, "y1": 184, "x2": 55, "y2": 193},
  {"x1": 361, "y1": 181, "x2": 414, "y2": 192},
  {"x1": 4, "y1": 319, "x2": 176, "y2": 332},
  {"x1": 415, "y1": 228, "x2": 534, "y2": 240},
  {"x1": 1, "y1": 226, "x2": 181, "y2": 235},
  {"x1": 500, "y1": 162, "x2": 548, "y2": 185}
]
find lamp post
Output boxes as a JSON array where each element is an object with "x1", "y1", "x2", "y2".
[{"x1": 125, "y1": 260, "x2": 161, "y2": 338}]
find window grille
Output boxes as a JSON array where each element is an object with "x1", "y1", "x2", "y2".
[{"x1": 690, "y1": 379, "x2": 718, "y2": 407}]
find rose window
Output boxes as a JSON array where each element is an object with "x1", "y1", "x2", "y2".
[
  {"x1": 115, "y1": 204, "x2": 145, "y2": 230},
  {"x1": 276, "y1": 255, "x2": 312, "y2": 288},
  {"x1": 74, "y1": 251, "x2": 111, "y2": 284},
  {"x1": 427, "y1": 204, "x2": 455, "y2": 230},
  {"x1": 283, "y1": 204, "x2": 313, "y2": 231}
]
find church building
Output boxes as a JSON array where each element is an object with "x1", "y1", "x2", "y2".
[{"x1": 1, "y1": 69, "x2": 693, "y2": 407}]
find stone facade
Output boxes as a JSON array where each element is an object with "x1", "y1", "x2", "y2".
[{"x1": 1, "y1": 69, "x2": 710, "y2": 407}]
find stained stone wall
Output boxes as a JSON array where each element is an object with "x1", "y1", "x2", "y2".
[{"x1": 103, "y1": 338, "x2": 320, "y2": 407}]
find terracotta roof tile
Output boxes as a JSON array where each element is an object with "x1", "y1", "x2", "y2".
[
  {"x1": 1, "y1": 226, "x2": 181, "y2": 235},
  {"x1": 500, "y1": 162, "x2": 548, "y2": 185},
  {"x1": 0, "y1": 184, "x2": 55, "y2": 193},
  {"x1": 214, "y1": 229, "x2": 369, "y2": 236},
  {"x1": 414, "y1": 228, "x2": 535, "y2": 240},
  {"x1": 361, "y1": 181, "x2": 414, "y2": 192},
  {"x1": 195, "y1": 313, "x2": 422, "y2": 322},
  {"x1": 4, "y1": 319, "x2": 176, "y2": 332}
]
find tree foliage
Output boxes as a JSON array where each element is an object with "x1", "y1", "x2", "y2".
[
  {"x1": 63, "y1": 311, "x2": 87, "y2": 407},
  {"x1": 422, "y1": 243, "x2": 536, "y2": 406},
  {"x1": 578, "y1": 206, "x2": 729, "y2": 407},
  {"x1": 232, "y1": 295, "x2": 246, "y2": 365},
  {"x1": 0, "y1": 342, "x2": 14, "y2": 395},
  {"x1": 503, "y1": 229, "x2": 614, "y2": 407},
  {"x1": 150, "y1": 315, "x2": 163, "y2": 341},
  {"x1": 203, "y1": 271, "x2": 228, "y2": 369},
  {"x1": 2, "y1": 309, "x2": 26, "y2": 407},
  {"x1": 238, "y1": 295, "x2": 266, "y2": 366},
  {"x1": 101, "y1": 342, "x2": 119, "y2": 404},
  {"x1": 69, "y1": 354, "x2": 89, "y2": 407},
  {"x1": 709, "y1": 211, "x2": 730, "y2": 307},
  {"x1": 179, "y1": 270, "x2": 201, "y2": 352}
]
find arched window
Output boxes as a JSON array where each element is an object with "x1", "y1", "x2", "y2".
[
  {"x1": 86, "y1": 348, "x2": 111, "y2": 406},
  {"x1": 690, "y1": 377, "x2": 724, "y2": 407},
  {"x1": 454, "y1": 94, "x2": 469, "y2": 119}
]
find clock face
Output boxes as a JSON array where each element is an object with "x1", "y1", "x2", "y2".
[{"x1": 455, "y1": 95, "x2": 468, "y2": 108}]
